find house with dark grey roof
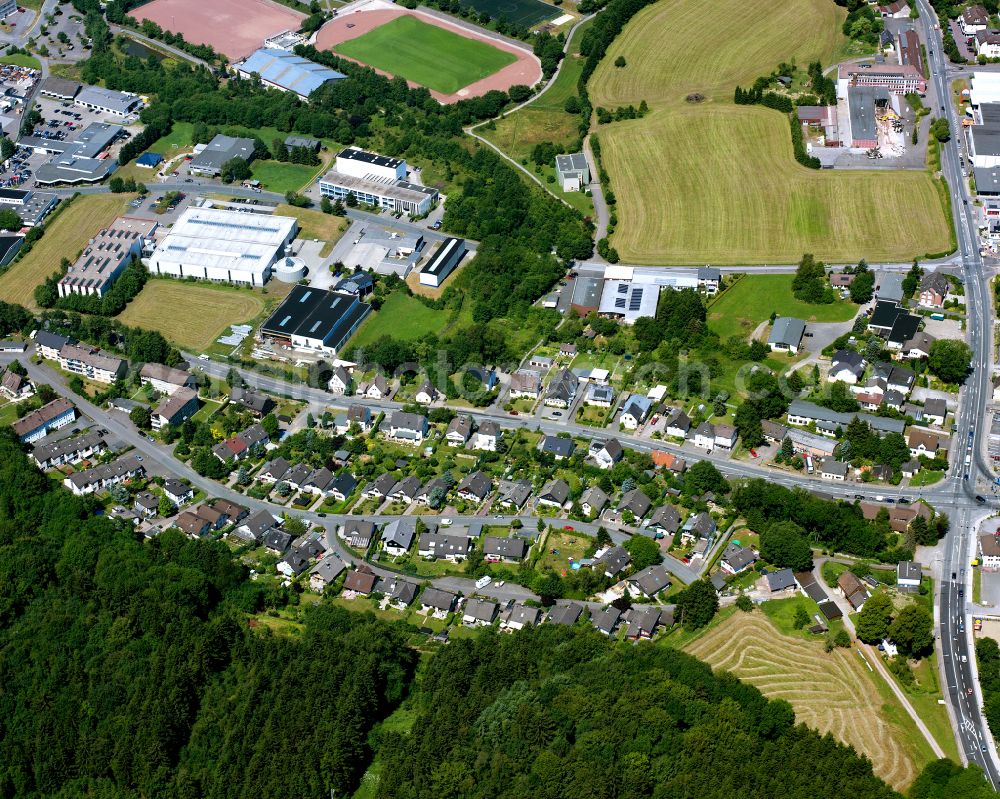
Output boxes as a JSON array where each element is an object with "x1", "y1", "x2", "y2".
[
  {"x1": 663, "y1": 408, "x2": 692, "y2": 438},
  {"x1": 720, "y1": 543, "x2": 758, "y2": 574},
  {"x1": 625, "y1": 605, "x2": 665, "y2": 640},
  {"x1": 538, "y1": 435, "x2": 575, "y2": 460},
  {"x1": 418, "y1": 532, "x2": 472, "y2": 562},
  {"x1": 765, "y1": 568, "x2": 797, "y2": 592},
  {"x1": 549, "y1": 603, "x2": 583, "y2": 626},
  {"x1": 829, "y1": 349, "x2": 865, "y2": 384},
  {"x1": 456, "y1": 470, "x2": 493, "y2": 503},
  {"x1": 599, "y1": 545, "x2": 631, "y2": 578},
  {"x1": 483, "y1": 536, "x2": 528, "y2": 562},
  {"x1": 387, "y1": 411, "x2": 429, "y2": 443},
  {"x1": 342, "y1": 519, "x2": 376, "y2": 549},
  {"x1": 681, "y1": 511, "x2": 716, "y2": 543},
  {"x1": 235, "y1": 509, "x2": 278, "y2": 544},
  {"x1": 378, "y1": 575, "x2": 420, "y2": 609},
  {"x1": 768, "y1": 317, "x2": 806, "y2": 354},
  {"x1": 616, "y1": 488, "x2": 651, "y2": 520},
  {"x1": 649, "y1": 504, "x2": 682, "y2": 537},
  {"x1": 389, "y1": 475, "x2": 422, "y2": 504},
  {"x1": 446, "y1": 414, "x2": 473, "y2": 446},
  {"x1": 627, "y1": 565, "x2": 671, "y2": 598},
  {"x1": 420, "y1": 587, "x2": 458, "y2": 617},
  {"x1": 497, "y1": 478, "x2": 532, "y2": 510},
  {"x1": 309, "y1": 557, "x2": 347, "y2": 592},
  {"x1": 555, "y1": 152, "x2": 589, "y2": 191},
  {"x1": 620, "y1": 394, "x2": 652, "y2": 429},
  {"x1": 190, "y1": 134, "x2": 256, "y2": 176},
  {"x1": 536, "y1": 478, "x2": 571, "y2": 508},
  {"x1": 504, "y1": 603, "x2": 541, "y2": 630},
  {"x1": 545, "y1": 368, "x2": 580, "y2": 408},
  {"x1": 381, "y1": 518, "x2": 418, "y2": 556},
  {"x1": 592, "y1": 606, "x2": 622, "y2": 635},
  {"x1": 473, "y1": 419, "x2": 501, "y2": 451},
  {"x1": 462, "y1": 597, "x2": 499, "y2": 626},
  {"x1": 580, "y1": 485, "x2": 609, "y2": 517},
  {"x1": 263, "y1": 528, "x2": 292, "y2": 555}
]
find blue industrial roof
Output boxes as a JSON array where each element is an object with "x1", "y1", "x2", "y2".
[
  {"x1": 136, "y1": 152, "x2": 163, "y2": 166},
  {"x1": 239, "y1": 48, "x2": 346, "y2": 98}
]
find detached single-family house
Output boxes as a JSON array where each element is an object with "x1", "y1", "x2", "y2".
[
  {"x1": 263, "y1": 528, "x2": 292, "y2": 555},
  {"x1": 714, "y1": 424, "x2": 738, "y2": 450},
  {"x1": 692, "y1": 422, "x2": 716, "y2": 450},
  {"x1": 580, "y1": 485, "x2": 609, "y2": 517},
  {"x1": 585, "y1": 383, "x2": 615, "y2": 408},
  {"x1": 310, "y1": 557, "x2": 347, "y2": 593},
  {"x1": 589, "y1": 437, "x2": 623, "y2": 470},
  {"x1": 624, "y1": 605, "x2": 666, "y2": 640},
  {"x1": 446, "y1": 414, "x2": 473, "y2": 446},
  {"x1": 378, "y1": 576, "x2": 419, "y2": 609},
  {"x1": 345, "y1": 404, "x2": 374, "y2": 432},
  {"x1": 387, "y1": 411, "x2": 429, "y2": 443},
  {"x1": 415, "y1": 379, "x2": 441, "y2": 405},
  {"x1": 627, "y1": 565, "x2": 671, "y2": 598},
  {"x1": 497, "y1": 479, "x2": 532, "y2": 510},
  {"x1": 456, "y1": 470, "x2": 493, "y2": 503},
  {"x1": 720, "y1": 543, "x2": 758, "y2": 574},
  {"x1": 617, "y1": 488, "x2": 651, "y2": 520},
  {"x1": 342, "y1": 519, "x2": 376, "y2": 549},
  {"x1": 463, "y1": 597, "x2": 499, "y2": 626},
  {"x1": 961, "y1": 4, "x2": 990, "y2": 36},
  {"x1": 328, "y1": 366, "x2": 353, "y2": 395},
  {"x1": 509, "y1": 369, "x2": 542, "y2": 399},
  {"x1": 698, "y1": 266, "x2": 721, "y2": 294},
  {"x1": 361, "y1": 374, "x2": 390, "y2": 399},
  {"x1": 162, "y1": 479, "x2": 194, "y2": 506},
  {"x1": 681, "y1": 511, "x2": 716, "y2": 544},
  {"x1": 897, "y1": 560, "x2": 923, "y2": 591},
  {"x1": 768, "y1": 317, "x2": 806, "y2": 354},
  {"x1": 819, "y1": 459, "x2": 849, "y2": 481},
  {"x1": 504, "y1": 603, "x2": 540, "y2": 631},
  {"x1": 908, "y1": 428, "x2": 943, "y2": 458},
  {"x1": 545, "y1": 368, "x2": 579, "y2": 408},
  {"x1": 918, "y1": 272, "x2": 951, "y2": 308},
  {"x1": 592, "y1": 606, "x2": 622, "y2": 635},
  {"x1": 837, "y1": 571, "x2": 871, "y2": 610},
  {"x1": 901, "y1": 331, "x2": 935, "y2": 360},
  {"x1": 483, "y1": 536, "x2": 528, "y2": 562},
  {"x1": 260, "y1": 457, "x2": 291, "y2": 484},
  {"x1": 599, "y1": 545, "x2": 631, "y2": 578},
  {"x1": 235, "y1": 509, "x2": 278, "y2": 544},
  {"x1": 538, "y1": 435, "x2": 575, "y2": 460},
  {"x1": 549, "y1": 603, "x2": 583, "y2": 626},
  {"x1": 381, "y1": 518, "x2": 418, "y2": 557},
  {"x1": 829, "y1": 350, "x2": 865, "y2": 384},
  {"x1": 765, "y1": 568, "x2": 797, "y2": 593},
  {"x1": 663, "y1": 408, "x2": 691, "y2": 439},
  {"x1": 343, "y1": 564, "x2": 378, "y2": 595},
  {"x1": 620, "y1": 394, "x2": 652, "y2": 429},
  {"x1": 536, "y1": 478, "x2": 571, "y2": 509},
  {"x1": 420, "y1": 587, "x2": 457, "y2": 618},
  {"x1": 922, "y1": 398, "x2": 947, "y2": 426},
  {"x1": 649, "y1": 504, "x2": 682, "y2": 538},
  {"x1": 418, "y1": 532, "x2": 472, "y2": 562},
  {"x1": 229, "y1": 387, "x2": 275, "y2": 418},
  {"x1": 473, "y1": 419, "x2": 501, "y2": 451},
  {"x1": 141, "y1": 363, "x2": 195, "y2": 395},
  {"x1": 389, "y1": 475, "x2": 422, "y2": 504}
]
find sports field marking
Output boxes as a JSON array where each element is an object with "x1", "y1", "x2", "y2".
[
  {"x1": 117, "y1": 281, "x2": 267, "y2": 351},
  {"x1": 334, "y1": 15, "x2": 516, "y2": 95},
  {"x1": 687, "y1": 613, "x2": 922, "y2": 790}
]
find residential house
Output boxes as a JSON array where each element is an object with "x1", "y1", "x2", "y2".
[
  {"x1": 599, "y1": 545, "x2": 631, "y2": 578},
  {"x1": 377, "y1": 575, "x2": 419, "y2": 609},
  {"x1": 360, "y1": 374, "x2": 390, "y2": 399},
  {"x1": 162, "y1": 479, "x2": 193, "y2": 505},
  {"x1": 529, "y1": 354, "x2": 553, "y2": 370},
  {"x1": 343, "y1": 564, "x2": 378, "y2": 595},
  {"x1": 765, "y1": 568, "x2": 797, "y2": 593},
  {"x1": 620, "y1": 394, "x2": 652, "y2": 429},
  {"x1": 366, "y1": 472, "x2": 398, "y2": 501},
  {"x1": 580, "y1": 485, "x2": 609, "y2": 517},
  {"x1": 419, "y1": 532, "x2": 472, "y2": 562},
  {"x1": 282, "y1": 463, "x2": 312, "y2": 492},
  {"x1": 624, "y1": 605, "x2": 666, "y2": 640},
  {"x1": 901, "y1": 331, "x2": 935, "y2": 360},
  {"x1": 714, "y1": 424, "x2": 738, "y2": 450},
  {"x1": 292, "y1": 531, "x2": 324, "y2": 560},
  {"x1": 12, "y1": 397, "x2": 76, "y2": 443},
  {"x1": 762, "y1": 420, "x2": 789, "y2": 444},
  {"x1": 134, "y1": 491, "x2": 160, "y2": 518},
  {"x1": 387, "y1": 411, "x2": 428, "y2": 443},
  {"x1": 589, "y1": 437, "x2": 623, "y2": 470},
  {"x1": 345, "y1": 404, "x2": 373, "y2": 432},
  {"x1": 57, "y1": 343, "x2": 127, "y2": 384},
  {"x1": 649, "y1": 504, "x2": 682, "y2": 538},
  {"x1": 328, "y1": 472, "x2": 357, "y2": 502},
  {"x1": 627, "y1": 565, "x2": 671, "y2": 598},
  {"x1": 342, "y1": 519, "x2": 376, "y2": 549},
  {"x1": 585, "y1": 383, "x2": 615, "y2": 408},
  {"x1": 980, "y1": 534, "x2": 1000, "y2": 571},
  {"x1": 310, "y1": 557, "x2": 346, "y2": 592},
  {"x1": 174, "y1": 510, "x2": 211, "y2": 538},
  {"x1": 829, "y1": 350, "x2": 865, "y2": 384},
  {"x1": 692, "y1": 422, "x2": 716, "y2": 450},
  {"x1": 415, "y1": 475, "x2": 450, "y2": 507},
  {"x1": 617, "y1": 488, "x2": 651, "y2": 520},
  {"x1": 786, "y1": 400, "x2": 906, "y2": 437},
  {"x1": 681, "y1": 511, "x2": 716, "y2": 544},
  {"x1": 961, "y1": 4, "x2": 990, "y2": 36},
  {"x1": 720, "y1": 543, "x2": 758, "y2": 574},
  {"x1": 446, "y1": 415, "x2": 473, "y2": 446},
  {"x1": 414, "y1": 379, "x2": 441, "y2": 405},
  {"x1": 497, "y1": 478, "x2": 532, "y2": 510},
  {"x1": 538, "y1": 435, "x2": 575, "y2": 460},
  {"x1": 328, "y1": 365, "x2": 352, "y2": 395},
  {"x1": 918, "y1": 272, "x2": 951, "y2": 308},
  {"x1": 908, "y1": 428, "x2": 943, "y2": 458},
  {"x1": 456, "y1": 470, "x2": 492, "y2": 503},
  {"x1": 592, "y1": 606, "x2": 622, "y2": 635},
  {"x1": 260, "y1": 457, "x2": 292, "y2": 484},
  {"x1": 698, "y1": 266, "x2": 721, "y2": 294},
  {"x1": 151, "y1": 387, "x2": 199, "y2": 431},
  {"x1": 897, "y1": 560, "x2": 923, "y2": 591},
  {"x1": 819, "y1": 459, "x2": 849, "y2": 481},
  {"x1": 483, "y1": 536, "x2": 528, "y2": 562},
  {"x1": 33, "y1": 330, "x2": 73, "y2": 361},
  {"x1": 651, "y1": 450, "x2": 686, "y2": 473},
  {"x1": 212, "y1": 499, "x2": 247, "y2": 523},
  {"x1": 536, "y1": 478, "x2": 571, "y2": 509},
  {"x1": 901, "y1": 459, "x2": 921, "y2": 478},
  {"x1": 381, "y1": 517, "x2": 418, "y2": 556},
  {"x1": 472, "y1": 419, "x2": 501, "y2": 451},
  {"x1": 30, "y1": 430, "x2": 105, "y2": 469},
  {"x1": 139, "y1": 362, "x2": 196, "y2": 395},
  {"x1": 549, "y1": 603, "x2": 583, "y2": 626},
  {"x1": 663, "y1": 408, "x2": 691, "y2": 439},
  {"x1": 301, "y1": 467, "x2": 336, "y2": 496},
  {"x1": 463, "y1": 597, "x2": 499, "y2": 626},
  {"x1": 420, "y1": 587, "x2": 457, "y2": 617},
  {"x1": 229, "y1": 386, "x2": 275, "y2": 418},
  {"x1": 768, "y1": 317, "x2": 806, "y2": 354},
  {"x1": 559, "y1": 342, "x2": 578, "y2": 358},
  {"x1": 263, "y1": 528, "x2": 292, "y2": 555},
  {"x1": 922, "y1": 398, "x2": 947, "y2": 426},
  {"x1": 64, "y1": 454, "x2": 144, "y2": 496},
  {"x1": 509, "y1": 369, "x2": 541, "y2": 399},
  {"x1": 837, "y1": 571, "x2": 871, "y2": 610},
  {"x1": 545, "y1": 368, "x2": 579, "y2": 408},
  {"x1": 388, "y1": 475, "x2": 422, "y2": 504},
  {"x1": 277, "y1": 550, "x2": 309, "y2": 577},
  {"x1": 235, "y1": 509, "x2": 277, "y2": 544},
  {"x1": 0, "y1": 369, "x2": 30, "y2": 400},
  {"x1": 504, "y1": 604, "x2": 540, "y2": 631}
]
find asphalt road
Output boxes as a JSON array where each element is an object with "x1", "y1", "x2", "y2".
[{"x1": 916, "y1": 0, "x2": 1000, "y2": 783}]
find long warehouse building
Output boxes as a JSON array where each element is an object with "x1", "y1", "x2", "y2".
[
  {"x1": 260, "y1": 285, "x2": 371, "y2": 355},
  {"x1": 147, "y1": 207, "x2": 298, "y2": 286}
]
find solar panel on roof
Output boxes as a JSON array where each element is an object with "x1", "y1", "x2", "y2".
[
  {"x1": 628, "y1": 288, "x2": 644, "y2": 311},
  {"x1": 615, "y1": 298, "x2": 626, "y2": 309}
]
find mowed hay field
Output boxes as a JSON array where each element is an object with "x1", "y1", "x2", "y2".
[
  {"x1": 117, "y1": 281, "x2": 267, "y2": 352},
  {"x1": 0, "y1": 194, "x2": 130, "y2": 310},
  {"x1": 587, "y1": 0, "x2": 952, "y2": 264},
  {"x1": 686, "y1": 613, "x2": 924, "y2": 790},
  {"x1": 602, "y1": 106, "x2": 951, "y2": 263},
  {"x1": 334, "y1": 16, "x2": 516, "y2": 95}
]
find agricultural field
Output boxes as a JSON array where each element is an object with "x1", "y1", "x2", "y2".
[
  {"x1": 333, "y1": 16, "x2": 516, "y2": 95},
  {"x1": 117, "y1": 281, "x2": 271, "y2": 352},
  {"x1": 686, "y1": 612, "x2": 929, "y2": 790},
  {"x1": 457, "y1": 0, "x2": 562, "y2": 28},
  {"x1": 707, "y1": 274, "x2": 858, "y2": 340},
  {"x1": 587, "y1": 0, "x2": 951, "y2": 264},
  {"x1": 0, "y1": 194, "x2": 130, "y2": 310}
]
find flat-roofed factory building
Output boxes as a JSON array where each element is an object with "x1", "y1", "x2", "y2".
[
  {"x1": 147, "y1": 206, "x2": 297, "y2": 287},
  {"x1": 260, "y1": 284, "x2": 371, "y2": 355},
  {"x1": 418, "y1": 237, "x2": 466, "y2": 288},
  {"x1": 318, "y1": 148, "x2": 438, "y2": 216}
]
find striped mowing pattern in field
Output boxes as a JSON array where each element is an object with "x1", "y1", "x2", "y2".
[{"x1": 686, "y1": 613, "x2": 920, "y2": 790}]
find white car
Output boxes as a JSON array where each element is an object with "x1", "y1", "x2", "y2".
[{"x1": 441, "y1": 518, "x2": 452, "y2": 527}]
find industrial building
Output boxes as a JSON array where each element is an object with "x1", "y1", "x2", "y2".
[
  {"x1": 236, "y1": 48, "x2": 346, "y2": 100},
  {"x1": 896, "y1": 29, "x2": 923, "y2": 74},
  {"x1": 846, "y1": 86, "x2": 897, "y2": 149},
  {"x1": 29, "y1": 122, "x2": 124, "y2": 185},
  {"x1": 318, "y1": 148, "x2": 439, "y2": 216},
  {"x1": 189, "y1": 135, "x2": 256, "y2": 177},
  {"x1": 259, "y1": 285, "x2": 371, "y2": 355},
  {"x1": 39, "y1": 76, "x2": 81, "y2": 101},
  {"x1": 147, "y1": 206, "x2": 298, "y2": 286},
  {"x1": 418, "y1": 237, "x2": 466, "y2": 287},
  {"x1": 58, "y1": 217, "x2": 157, "y2": 298},
  {"x1": 797, "y1": 105, "x2": 841, "y2": 146},
  {"x1": 74, "y1": 85, "x2": 142, "y2": 117},
  {"x1": 598, "y1": 279, "x2": 661, "y2": 324},
  {"x1": 0, "y1": 188, "x2": 58, "y2": 227},
  {"x1": 837, "y1": 63, "x2": 925, "y2": 95},
  {"x1": 555, "y1": 152, "x2": 589, "y2": 192}
]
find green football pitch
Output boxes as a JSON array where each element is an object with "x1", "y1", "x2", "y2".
[{"x1": 334, "y1": 15, "x2": 516, "y2": 95}]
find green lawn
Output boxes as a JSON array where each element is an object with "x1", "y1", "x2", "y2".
[
  {"x1": 250, "y1": 160, "x2": 325, "y2": 194},
  {"x1": 348, "y1": 292, "x2": 446, "y2": 350},
  {"x1": 0, "y1": 53, "x2": 41, "y2": 69},
  {"x1": 707, "y1": 274, "x2": 858, "y2": 340},
  {"x1": 759, "y1": 594, "x2": 825, "y2": 639},
  {"x1": 334, "y1": 15, "x2": 516, "y2": 95},
  {"x1": 909, "y1": 469, "x2": 945, "y2": 487}
]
